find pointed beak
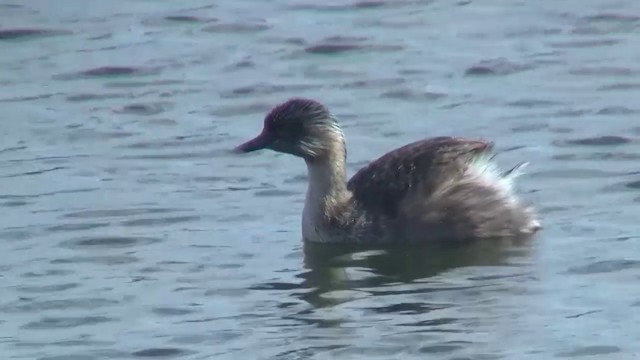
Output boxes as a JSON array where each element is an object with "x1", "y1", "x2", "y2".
[{"x1": 233, "y1": 130, "x2": 272, "y2": 153}]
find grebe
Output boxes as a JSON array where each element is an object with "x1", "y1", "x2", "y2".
[{"x1": 234, "y1": 98, "x2": 541, "y2": 244}]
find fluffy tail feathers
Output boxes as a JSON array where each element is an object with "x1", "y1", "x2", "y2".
[{"x1": 501, "y1": 162, "x2": 529, "y2": 180}]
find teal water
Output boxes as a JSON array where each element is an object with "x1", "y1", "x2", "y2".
[{"x1": 1, "y1": 0, "x2": 640, "y2": 358}]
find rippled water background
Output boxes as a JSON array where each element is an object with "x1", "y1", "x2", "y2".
[{"x1": 2, "y1": 0, "x2": 640, "y2": 359}]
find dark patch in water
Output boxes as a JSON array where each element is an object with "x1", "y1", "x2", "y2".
[
  {"x1": 511, "y1": 124, "x2": 548, "y2": 133},
  {"x1": 556, "y1": 345, "x2": 621, "y2": 357},
  {"x1": 305, "y1": 43, "x2": 366, "y2": 54},
  {"x1": 0, "y1": 229, "x2": 34, "y2": 240},
  {"x1": 288, "y1": 0, "x2": 399, "y2": 11},
  {"x1": 192, "y1": 175, "x2": 251, "y2": 184},
  {"x1": 132, "y1": 348, "x2": 193, "y2": 357},
  {"x1": 529, "y1": 168, "x2": 619, "y2": 179},
  {"x1": 121, "y1": 216, "x2": 200, "y2": 227},
  {"x1": 358, "y1": 17, "x2": 427, "y2": 28},
  {"x1": 0, "y1": 145, "x2": 26, "y2": 154},
  {"x1": 0, "y1": 93, "x2": 61, "y2": 103},
  {"x1": 507, "y1": 99, "x2": 561, "y2": 108},
  {"x1": 419, "y1": 344, "x2": 464, "y2": 354},
  {"x1": 572, "y1": 13, "x2": 640, "y2": 35},
  {"x1": 21, "y1": 269, "x2": 74, "y2": 278},
  {"x1": 103, "y1": 79, "x2": 185, "y2": 89},
  {"x1": 0, "y1": 93, "x2": 63, "y2": 103},
  {"x1": 202, "y1": 22, "x2": 270, "y2": 33},
  {"x1": 249, "y1": 282, "x2": 301, "y2": 291},
  {"x1": 560, "y1": 136, "x2": 631, "y2": 146},
  {"x1": 566, "y1": 260, "x2": 640, "y2": 274},
  {"x1": 596, "y1": 106, "x2": 638, "y2": 115},
  {"x1": 302, "y1": 66, "x2": 364, "y2": 79},
  {"x1": 601, "y1": 179, "x2": 640, "y2": 193},
  {"x1": 124, "y1": 136, "x2": 210, "y2": 150},
  {"x1": 380, "y1": 88, "x2": 446, "y2": 101},
  {"x1": 88, "y1": 33, "x2": 112, "y2": 41},
  {"x1": 254, "y1": 189, "x2": 299, "y2": 197},
  {"x1": 66, "y1": 93, "x2": 129, "y2": 102},
  {"x1": 224, "y1": 58, "x2": 256, "y2": 71},
  {"x1": 16, "y1": 283, "x2": 79, "y2": 293},
  {"x1": 284, "y1": 174, "x2": 308, "y2": 184},
  {"x1": 0, "y1": 28, "x2": 72, "y2": 40},
  {"x1": 366, "y1": 302, "x2": 445, "y2": 315},
  {"x1": 351, "y1": 0, "x2": 389, "y2": 8},
  {"x1": 58, "y1": 236, "x2": 162, "y2": 250},
  {"x1": 340, "y1": 78, "x2": 405, "y2": 89},
  {"x1": 309, "y1": 42, "x2": 403, "y2": 54},
  {"x1": 2, "y1": 166, "x2": 65, "y2": 178},
  {"x1": 165, "y1": 15, "x2": 215, "y2": 23},
  {"x1": 3, "y1": 298, "x2": 118, "y2": 313},
  {"x1": 550, "y1": 39, "x2": 619, "y2": 48},
  {"x1": 304, "y1": 35, "x2": 376, "y2": 54},
  {"x1": 22, "y1": 316, "x2": 113, "y2": 330},
  {"x1": 50, "y1": 255, "x2": 139, "y2": 265},
  {"x1": 598, "y1": 83, "x2": 640, "y2": 91},
  {"x1": 569, "y1": 66, "x2": 638, "y2": 77},
  {"x1": 554, "y1": 108, "x2": 591, "y2": 117},
  {"x1": 82, "y1": 66, "x2": 151, "y2": 77},
  {"x1": 64, "y1": 208, "x2": 186, "y2": 219},
  {"x1": 465, "y1": 58, "x2": 533, "y2": 76},
  {"x1": 37, "y1": 355, "x2": 95, "y2": 360},
  {"x1": 115, "y1": 102, "x2": 173, "y2": 116},
  {"x1": 221, "y1": 83, "x2": 321, "y2": 98},
  {"x1": 118, "y1": 149, "x2": 227, "y2": 161},
  {"x1": 152, "y1": 307, "x2": 198, "y2": 316},
  {"x1": 46, "y1": 222, "x2": 109, "y2": 232},
  {"x1": 55, "y1": 66, "x2": 161, "y2": 80},
  {"x1": 66, "y1": 129, "x2": 137, "y2": 142},
  {"x1": 1, "y1": 200, "x2": 30, "y2": 207},
  {"x1": 145, "y1": 118, "x2": 178, "y2": 127},
  {"x1": 554, "y1": 152, "x2": 640, "y2": 161},
  {"x1": 625, "y1": 180, "x2": 640, "y2": 189},
  {"x1": 583, "y1": 14, "x2": 640, "y2": 22},
  {"x1": 262, "y1": 36, "x2": 307, "y2": 46},
  {"x1": 504, "y1": 26, "x2": 563, "y2": 38}
]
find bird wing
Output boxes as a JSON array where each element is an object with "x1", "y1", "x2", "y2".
[{"x1": 346, "y1": 136, "x2": 494, "y2": 217}]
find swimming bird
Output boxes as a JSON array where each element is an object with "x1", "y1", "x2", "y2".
[{"x1": 234, "y1": 98, "x2": 541, "y2": 244}]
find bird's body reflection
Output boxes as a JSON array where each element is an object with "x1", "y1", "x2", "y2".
[
  {"x1": 247, "y1": 236, "x2": 538, "y2": 351},
  {"x1": 295, "y1": 238, "x2": 535, "y2": 309}
]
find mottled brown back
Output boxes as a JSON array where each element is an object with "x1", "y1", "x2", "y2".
[{"x1": 347, "y1": 136, "x2": 493, "y2": 218}]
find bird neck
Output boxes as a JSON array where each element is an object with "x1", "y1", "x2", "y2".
[{"x1": 304, "y1": 148, "x2": 348, "y2": 209}]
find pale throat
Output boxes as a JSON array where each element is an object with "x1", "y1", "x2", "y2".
[
  {"x1": 299, "y1": 131, "x2": 351, "y2": 241},
  {"x1": 302, "y1": 142, "x2": 348, "y2": 220}
]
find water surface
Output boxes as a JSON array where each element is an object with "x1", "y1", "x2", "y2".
[{"x1": 1, "y1": 0, "x2": 640, "y2": 359}]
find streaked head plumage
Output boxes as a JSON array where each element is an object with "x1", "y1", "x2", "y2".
[{"x1": 235, "y1": 98, "x2": 344, "y2": 160}]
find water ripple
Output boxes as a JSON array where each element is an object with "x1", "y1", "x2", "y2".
[
  {"x1": 2, "y1": 0, "x2": 640, "y2": 359},
  {"x1": 115, "y1": 102, "x2": 173, "y2": 116},
  {"x1": 50, "y1": 255, "x2": 140, "y2": 265},
  {"x1": 465, "y1": 58, "x2": 534, "y2": 76},
  {"x1": 202, "y1": 22, "x2": 270, "y2": 34},
  {"x1": 16, "y1": 283, "x2": 80, "y2": 293},
  {"x1": 132, "y1": 348, "x2": 195, "y2": 357},
  {"x1": 2, "y1": 298, "x2": 118, "y2": 313},
  {"x1": 566, "y1": 260, "x2": 640, "y2": 274},
  {"x1": 556, "y1": 345, "x2": 621, "y2": 357},
  {"x1": 58, "y1": 236, "x2": 162, "y2": 250},
  {"x1": 0, "y1": 28, "x2": 72, "y2": 40},
  {"x1": 22, "y1": 316, "x2": 113, "y2": 330},
  {"x1": 558, "y1": 135, "x2": 632, "y2": 146},
  {"x1": 54, "y1": 66, "x2": 161, "y2": 80}
]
